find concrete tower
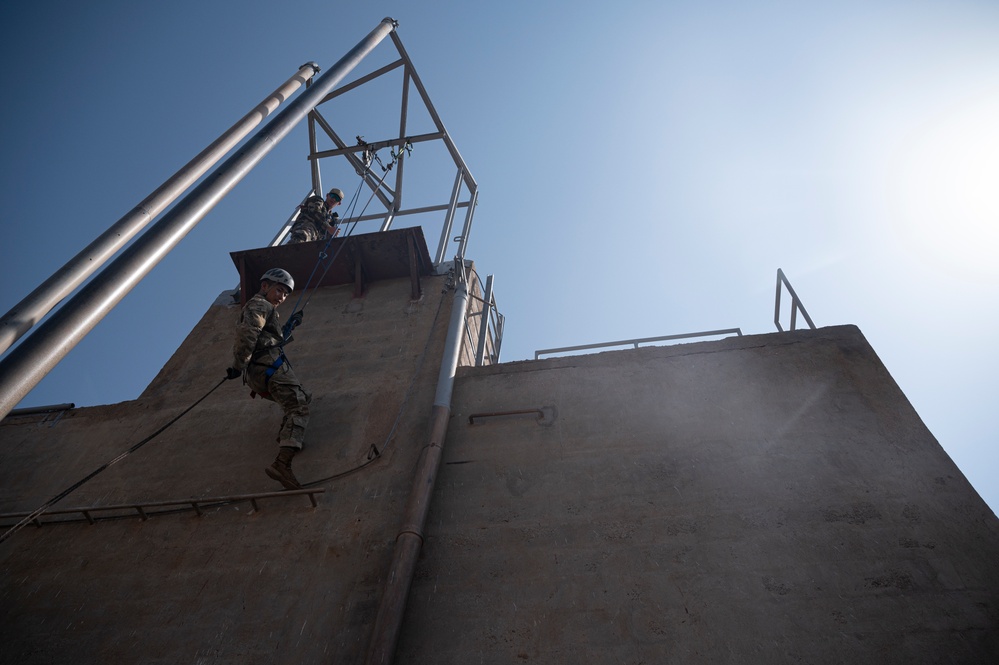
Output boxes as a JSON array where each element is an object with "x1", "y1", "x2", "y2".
[{"x1": 1, "y1": 22, "x2": 997, "y2": 665}]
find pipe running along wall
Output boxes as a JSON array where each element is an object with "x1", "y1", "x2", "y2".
[
  {"x1": 364, "y1": 274, "x2": 471, "y2": 665},
  {"x1": 0, "y1": 62, "x2": 321, "y2": 356},
  {"x1": 0, "y1": 17, "x2": 399, "y2": 419}
]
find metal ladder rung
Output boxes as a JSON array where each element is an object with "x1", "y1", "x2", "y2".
[{"x1": 1, "y1": 488, "x2": 325, "y2": 530}]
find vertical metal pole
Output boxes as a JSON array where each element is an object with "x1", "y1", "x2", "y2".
[
  {"x1": 493, "y1": 311, "x2": 505, "y2": 362},
  {"x1": 435, "y1": 169, "x2": 464, "y2": 264},
  {"x1": 365, "y1": 278, "x2": 469, "y2": 665},
  {"x1": 308, "y1": 113, "x2": 322, "y2": 196},
  {"x1": 774, "y1": 269, "x2": 785, "y2": 332},
  {"x1": 393, "y1": 68, "x2": 411, "y2": 219},
  {"x1": 389, "y1": 31, "x2": 477, "y2": 195},
  {"x1": 0, "y1": 18, "x2": 398, "y2": 418},
  {"x1": 455, "y1": 187, "x2": 478, "y2": 262},
  {"x1": 0, "y1": 62, "x2": 320, "y2": 356},
  {"x1": 474, "y1": 275, "x2": 494, "y2": 366},
  {"x1": 306, "y1": 69, "x2": 323, "y2": 196}
]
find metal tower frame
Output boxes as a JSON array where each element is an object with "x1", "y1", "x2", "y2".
[
  {"x1": 285, "y1": 31, "x2": 480, "y2": 267},
  {"x1": 0, "y1": 19, "x2": 399, "y2": 418}
]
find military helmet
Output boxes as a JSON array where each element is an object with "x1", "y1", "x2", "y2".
[{"x1": 260, "y1": 268, "x2": 294, "y2": 291}]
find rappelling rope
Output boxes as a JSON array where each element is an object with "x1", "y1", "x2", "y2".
[
  {"x1": 0, "y1": 267, "x2": 455, "y2": 535},
  {"x1": 300, "y1": 267, "x2": 454, "y2": 487},
  {"x1": 282, "y1": 177, "x2": 366, "y2": 336},
  {"x1": 0, "y1": 377, "x2": 228, "y2": 545},
  {"x1": 284, "y1": 142, "x2": 412, "y2": 333}
]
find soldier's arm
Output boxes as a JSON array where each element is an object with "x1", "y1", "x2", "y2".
[{"x1": 231, "y1": 300, "x2": 270, "y2": 370}]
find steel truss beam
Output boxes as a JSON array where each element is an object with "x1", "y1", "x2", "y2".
[{"x1": 305, "y1": 31, "x2": 479, "y2": 265}]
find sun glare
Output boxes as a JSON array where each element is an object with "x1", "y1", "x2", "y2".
[{"x1": 887, "y1": 93, "x2": 999, "y2": 279}]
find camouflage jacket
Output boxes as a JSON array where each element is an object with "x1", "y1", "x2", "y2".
[
  {"x1": 289, "y1": 195, "x2": 330, "y2": 242},
  {"x1": 232, "y1": 294, "x2": 284, "y2": 371}
]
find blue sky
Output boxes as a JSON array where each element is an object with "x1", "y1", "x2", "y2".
[{"x1": 1, "y1": 1, "x2": 997, "y2": 514}]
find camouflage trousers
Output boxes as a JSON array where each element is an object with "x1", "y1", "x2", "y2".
[
  {"x1": 288, "y1": 220, "x2": 323, "y2": 244},
  {"x1": 246, "y1": 358, "x2": 312, "y2": 450}
]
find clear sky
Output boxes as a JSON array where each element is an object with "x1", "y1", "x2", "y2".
[{"x1": 1, "y1": 1, "x2": 997, "y2": 515}]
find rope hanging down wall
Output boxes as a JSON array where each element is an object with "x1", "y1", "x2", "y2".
[
  {"x1": 0, "y1": 378, "x2": 227, "y2": 544},
  {"x1": 0, "y1": 267, "x2": 453, "y2": 542}
]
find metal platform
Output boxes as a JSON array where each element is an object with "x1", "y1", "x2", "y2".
[{"x1": 230, "y1": 226, "x2": 434, "y2": 303}]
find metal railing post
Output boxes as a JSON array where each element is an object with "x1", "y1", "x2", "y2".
[
  {"x1": 774, "y1": 268, "x2": 816, "y2": 332},
  {"x1": 475, "y1": 275, "x2": 495, "y2": 366},
  {"x1": 435, "y1": 169, "x2": 464, "y2": 264},
  {"x1": 455, "y1": 186, "x2": 478, "y2": 262}
]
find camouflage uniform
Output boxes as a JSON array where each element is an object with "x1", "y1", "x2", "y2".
[
  {"x1": 288, "y1": 195, "x2": 330, "y2": 244},
  {"x1": 232, "y1": 294, "x2": 311, "y2": 450}
]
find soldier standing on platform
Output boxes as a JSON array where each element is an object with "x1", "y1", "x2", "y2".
[{"x1": 288, "y1": 187, "x2": 344, "y2": 243}]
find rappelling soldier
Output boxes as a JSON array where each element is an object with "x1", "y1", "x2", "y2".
[
  {"x1": 287, "y1": 187, "x2": 344, "y2": 243},
  {"x1": 226, "y1": 268, "x2": 311, "y2": 489}
]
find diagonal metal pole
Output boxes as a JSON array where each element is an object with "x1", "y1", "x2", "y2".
[
  {"x1": 0, "y1": 17, "x2": 398, "y2": 419},
  {"x1": 0, "y1": 61, "x2": 321, "y2": 356}
]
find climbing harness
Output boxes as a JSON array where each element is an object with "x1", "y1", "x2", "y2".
[
  {"x1": 265, "y1": 354, "x2": 285, "y2": 380},
  {"x1": 0, "y1": 377, "x2": 228, "y2": 544},
  {"x1": 247, "y1": 349, "x2": 289, "y2": 400}
]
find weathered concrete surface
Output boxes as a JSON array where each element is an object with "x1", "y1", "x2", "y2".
[
  {"x1": 0, "y1": 273, "x2": 464, "y2": 664},
  {"x1": 5, "y1": 289, "x2": 996, "y2": 664},
  {"x1": 398, "y1": 325, "x2": 999, "y2": 663}
]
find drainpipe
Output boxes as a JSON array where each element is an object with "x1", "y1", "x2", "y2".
[
  {"x1": 0, "y1": 62, "x2": 320, "y2": 356},
  {"x1": 0, "y1": 17, "x2": 398, "y2": 419},
  {"x1": 364, "y1": 273, "x2": 470, "y2": 665}
]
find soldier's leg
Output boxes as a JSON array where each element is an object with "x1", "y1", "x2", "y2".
[
  {"x1": 262, "y1": 368, "x2": 311, "y2": 489},
  {"x1": 268, "y1": 376, "x2": 311, "y2": 450}
]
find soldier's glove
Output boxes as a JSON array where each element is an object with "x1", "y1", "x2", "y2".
[
  {"x1": 282, "y1": 310, "x2": 304, "y2": 341},
  {"x1": 325, "y1": 212, "x2": 340, "y2": 232},
  {"x1": 225, "y1": 367, "x2": 242, "y2": 380}
]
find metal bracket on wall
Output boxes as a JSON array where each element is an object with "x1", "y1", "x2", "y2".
[{"x1": 468, "y1": 406, "x2": 556, "y2": 426}]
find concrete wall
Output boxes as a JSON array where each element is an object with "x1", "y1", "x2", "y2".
[
  {"x1": 4, "y1": 286, "x2": 997, "y2": 663},
  {"x1": 0, "y1": 274, "x2": 462, "y2": 664},
  {"x1": 397, "y1": 325, "x2": 999, "y2": 663}
]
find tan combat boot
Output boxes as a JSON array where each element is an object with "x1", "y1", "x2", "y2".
[{"x1": 265, "y1": 446, "x2": 302, "y2": 490}]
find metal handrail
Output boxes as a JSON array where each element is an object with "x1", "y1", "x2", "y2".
[
  {"x1": 774, "y1": 268, "x2": 816, "y2": 332},
  {"x1": 535, "y1": 328, "x2": 743, "y2": 360},
  {"x1": 0, "y1": 488, "x2": 324, "y2": 528},
  {"x1": 460, "y1": 274, "x2": 503, "y2": 367}
]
